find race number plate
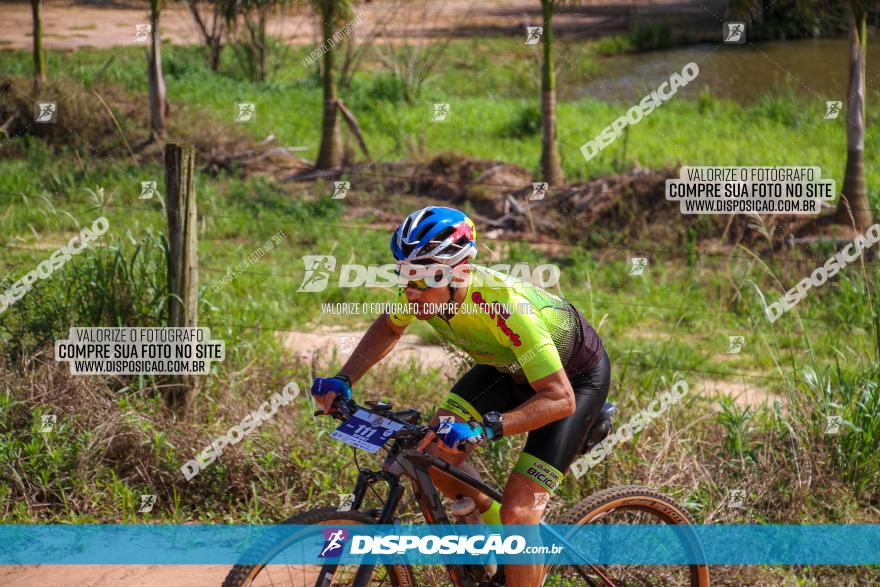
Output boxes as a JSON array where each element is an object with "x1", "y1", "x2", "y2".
[{"x1": 331, "y1": 409, "x2": 403, "y2": 453}]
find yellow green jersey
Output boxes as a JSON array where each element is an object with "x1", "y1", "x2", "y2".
[{"x1": 388, "y1": 265, "x2": 603, "y2": 383}]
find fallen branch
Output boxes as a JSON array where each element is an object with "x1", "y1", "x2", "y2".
[
  {"x1": 0, "y1": 111, "x2": 19, "y2": 138},
  {"x1": 336, "y1": 99, "x2": 370, "y2": 159},
  {"x1": 470, "y1": 211, "x2": 515, "y2": 228},
  {"x1": 471, "y1": 164, "x2": 505, "y2": 186},
  {"x1": 285, "y1": 168, "x2": 342, "y2": 182},
  {"x1": 505, "y1": 193, "x2": 528, "y2": 215}
]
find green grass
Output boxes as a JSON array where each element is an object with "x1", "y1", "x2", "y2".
[
  {"x1": 1, "y1": 35, "x2": 879, "y2": 585},
  {"x1": 2, "y1": 40, "x2": 876, "y2": 190},
  {"x1": 3, "y1": 38, "x2": 877, "y2": 319}
]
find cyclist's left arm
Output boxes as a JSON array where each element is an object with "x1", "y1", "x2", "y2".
[
  {"x1": 491, "y1": 301, "x2": 575, "y2": 436},
  {"x1": 499, "y1": 369, "x2": 575, "y2": 436}
]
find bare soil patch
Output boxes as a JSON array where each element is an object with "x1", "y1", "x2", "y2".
[
  {"x1": 278, "y1": 326, "x2": 782, "y2": 408},
  {"x1": 279, "y1": 327, "x2": 456, "y2": 370},
  {"x1": 698, "y1": 377, "x2": 783, "y2": 408},
  {"x1": 0, "y1": 565, "x2": 229, "y2": 587},
  {"x1": 0, "y1": 0, "x2": 722, "y2": 51}
]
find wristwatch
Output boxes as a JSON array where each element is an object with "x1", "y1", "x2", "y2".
[{"x1": 483, "y1": 411, "x2": 503, "y2": 441}]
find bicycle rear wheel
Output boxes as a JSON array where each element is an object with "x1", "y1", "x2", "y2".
[
  {"x1": 543, "y1": 485, "x2": 711, "y2": 587},
  {"x1": 221, "y1": 509, "x2": 416, "y2": 587}
]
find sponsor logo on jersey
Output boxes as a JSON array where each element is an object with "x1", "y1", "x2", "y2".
[{"x1": 471, "y1": 292, "x2": 522, "y2": 347}]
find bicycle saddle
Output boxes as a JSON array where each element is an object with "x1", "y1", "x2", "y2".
[
  {"x1": 598, "y1": 401, "x2": 616, "y2": 422},
  {"x1": 580, "y1": 401, "x2": 616, "y2": 454}
]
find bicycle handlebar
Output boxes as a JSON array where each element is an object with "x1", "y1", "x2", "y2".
[{"x1": 314, "y1": 396, "x2": 432, "y2": 445}]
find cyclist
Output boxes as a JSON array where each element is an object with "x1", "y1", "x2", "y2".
[{"x1": 312, "y1": 206, "x2": 610, "y2": 587}]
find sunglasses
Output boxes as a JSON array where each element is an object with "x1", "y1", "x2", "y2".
[{"x1": 397, "y1": 261, "x2": 441, "y2": 291}]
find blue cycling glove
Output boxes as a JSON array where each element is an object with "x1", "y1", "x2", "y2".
[
  {"x1": 431, "y1": 419, "x2": 486, "y2": 450},
  {"x1": 311, "y1": 375, "x2": 352, "y2": 401}
]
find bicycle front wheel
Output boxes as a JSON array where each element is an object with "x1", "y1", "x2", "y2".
[
  {"x1": 544, "y1": 485, "x2": 711, "y2": 587},
  {"x1": 221, "y1": 508, "x2": 417, "y2": 587}
]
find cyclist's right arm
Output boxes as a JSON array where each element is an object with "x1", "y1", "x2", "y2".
[
  {"x1": 314, "y1": 314, "x2": 406, "y2": 413},
  {"x1": 338, "y1": 313, "x2": 406, "y2": 385}
]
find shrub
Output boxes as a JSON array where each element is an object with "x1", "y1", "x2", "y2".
[
  {"x1": 0, "y1": 76, "x2": 141, "y2": 155},
  {"x1": 501, "y1": 104, "x2": 541, "y2": 139},
  {"x1": 629, "y1": 23, "x2": 673, "y2": 52},
  {"x1": 0, "y1": 233, "x2": 170, "y2": 364},
  {"x1": 368, "y1": 73, "x2": 408, "y2": 104},
  {"x1": 594, "y1": 35, "x2": 633, "y2": 57},
  {"x1": 727, "y1": 0, "x2": 848, "y2": 40}
]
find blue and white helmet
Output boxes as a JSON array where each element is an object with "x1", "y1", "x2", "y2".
[{"x1": 390, "y1": 206, "x2": 477, "y2": 266}]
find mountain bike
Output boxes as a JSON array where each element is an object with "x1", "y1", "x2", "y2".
[{"x1": 222, "y1": 397, "x2": 711, "y2": 587}]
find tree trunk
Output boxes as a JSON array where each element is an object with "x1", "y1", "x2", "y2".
[
  {"x1": 838, "y1": 8, "x2": 874, "y2": 231},
  {"x1": 31, "y1": 0, "x2": 45, "y2": 94},
  {"x1": 209, "y1": 5, "x2": 223, "y2": 72},
  {"x1": 540, "y1": 0, "x2": 564, "y2": 186},
  {"x1": 259, "y1": 9, "x2": 267, "y2": 82},
  {"x1": 185, "y1": 0, "x2": 224, "y2": 72},
  {"x1": 316, "y1": 0, "x2": 342, "y2": 169},
  {"x1": 210, "y1": 38, "x2": 222, "y2": 71},
  {"x1": 148, "y1": 0, "x2": 168, "y2": 140}
]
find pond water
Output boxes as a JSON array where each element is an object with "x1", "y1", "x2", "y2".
[{"x1": 569, "y1": 39, "x2": 880, "y2": 104}]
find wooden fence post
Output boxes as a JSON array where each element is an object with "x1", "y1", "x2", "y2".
[{"x1": 165, "y1": 143, "x2": 198, "y2": 414}]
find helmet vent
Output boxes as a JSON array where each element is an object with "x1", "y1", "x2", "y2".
[
  {"x1": 413, "y1": 221, "x2": 437, "y2": 242},
  {"x1": 427, "y1": 226, "x2": 455, "y2": 249}
]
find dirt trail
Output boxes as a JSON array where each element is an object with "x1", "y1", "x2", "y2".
[
  {"x1": 0, "y1": 565, "x2": 229, "y2": 587},
  {"x1": 699, "y1": 377, "x2": 783, "y2": 408},
  {"x1": 0, "y1": 0, "x2": 581, "y2": 51},
  {"x1": 0, "y1": 0, "x2": 714, "y2": 51},
  {"x1": 280, "y1": 327, "x2": 781, "y2": 407},
  {"x1": 279, "y1": 327, "x2": 457, "y2": 369}
]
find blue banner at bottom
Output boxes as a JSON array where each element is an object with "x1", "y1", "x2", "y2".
[{"x1": 0, "y1": 524, "x2": 878, "y2": 565}]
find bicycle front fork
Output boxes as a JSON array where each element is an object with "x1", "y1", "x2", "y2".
[
  {"x1": 349, "y1": 468, "x2": 481, "y2": 587},
  {"x1": 350, "y1": 469, "x2": 404, "y2": 522},
  {"x1": 350, "y1": 472, "x2": 405, "y2": 587}
]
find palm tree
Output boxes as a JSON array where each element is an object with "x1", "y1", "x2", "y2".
[
  {"x1": 313, "y1": 0, "x2": 352, "y2": 169},
  {"x1": 539, "y1": 0, "x2": 564, "y2": 186},
  {"x1": 837, "y1": 1, "x2": 874, "y2": 231},
  {"x1": 30, "y1": 0, "x2": 45, "y2": 93},
  {"x1": 147, "y1": 0, "x2": 169, "y2": 139}
]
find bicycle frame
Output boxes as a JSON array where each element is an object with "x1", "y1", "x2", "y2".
[
  {"x1": 346, "y1": 445, "x2": 600, "y2": 587},
  {"x1": 312, "y1": 399, "x2": 706, "y2": 587}
]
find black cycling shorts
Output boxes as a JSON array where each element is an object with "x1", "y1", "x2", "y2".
[{"x1": 438, "y1": 349, "x2": 611, "y2": 492}]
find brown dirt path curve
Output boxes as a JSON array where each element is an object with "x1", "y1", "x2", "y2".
[
  {"x1": 0, "y1": 0, "x2": 719, "y2": 52},
  {"x1": 0, "y1": 565, "x2": 229, "y2": 586}
]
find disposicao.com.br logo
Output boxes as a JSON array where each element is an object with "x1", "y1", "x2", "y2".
[
  {"x1": 344, "y1": 533, "x2": 562, "y2": 556},
  {"x1": 320, "y1": 528, "x2": 349, "y2": 557},
  {"x1": 296, "y1": 256, "x2": 560, "y2": 292}
]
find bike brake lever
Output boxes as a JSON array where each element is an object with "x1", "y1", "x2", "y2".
[
  {"x1": 313, "y1": 406, "x2": 347, "y2": 420},
  {"x1": 313, "y1": 396, "x2": 354, "y2": 418}
]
